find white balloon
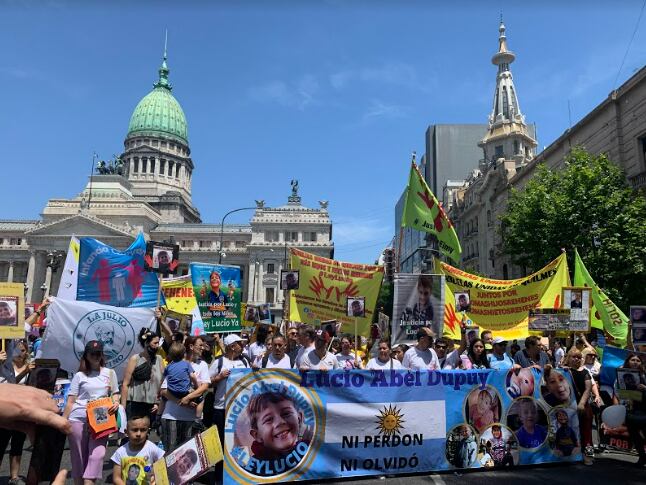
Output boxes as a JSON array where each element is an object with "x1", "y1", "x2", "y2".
[{"x1": 602, "y1": 404, "x2": 626, "y2": 428}]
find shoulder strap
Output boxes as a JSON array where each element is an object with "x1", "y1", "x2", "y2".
[
  {"x1": 215, "y1": 355, "x2": 224, "y2": 374},
  {"x1": 261, "y1": 353, "x2": 270, "y2": 368}
]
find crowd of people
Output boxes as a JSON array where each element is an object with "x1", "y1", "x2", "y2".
[{"x1": 0, "y1": 303, "x2": 645, "y2": 484}]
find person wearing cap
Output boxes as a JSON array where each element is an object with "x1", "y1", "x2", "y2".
[
  {"x1": 300, "y1": 329, "x2": 340, "y2": 370},
  {"x1": 209, "y1": 333, "x2": 250, "y2": 474},
  {"x1": 402, "y1": 327, "x2": 439, "y2": 371},
  {"x1": 487, "y1": 337, "x2": 514, "y2": 371},
  {"x1": 63, "y1": 340, "x2": 120, "y2": 485}
]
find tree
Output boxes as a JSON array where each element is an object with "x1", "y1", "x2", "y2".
[
  {"x1": 373, "y1": 281, "x2": 393, "y2": 323},
  {"x1": 500, "y1": 147, "x2": 646, "y2": 311}
]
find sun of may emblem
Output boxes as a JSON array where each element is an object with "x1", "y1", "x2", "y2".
[{"x1": 375, "y1": 404, "x2": 405, "y2": 436}]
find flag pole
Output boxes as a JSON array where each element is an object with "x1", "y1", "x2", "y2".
[{"x1": 156, "y1": 273, "x2": 163, "y2": 309}]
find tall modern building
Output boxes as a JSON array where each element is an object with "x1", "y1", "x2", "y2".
[
  {"x1": 449, "y1": 21, "x2": 537, "y2": 278},
  {"x1": 395, "y1": 124, "x2": 486, "y2": 273},
  {"x1": 0, "y1": 49, "x2": 334, "y2": 321}
]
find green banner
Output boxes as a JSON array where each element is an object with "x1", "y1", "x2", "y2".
[
  {"x1": 401, "y1": 162, "x2": 461, "y2": 263},
  {"x1": 573, "y1": 249, "x2": 628, "y2": 347}
]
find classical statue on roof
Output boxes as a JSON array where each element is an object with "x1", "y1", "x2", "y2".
[
  {"x1": 291, "y1": 179, "x2": 299, "y2": 197},
  {"x1": 96, "y1": 156, "x2": 125, "y2": 176}
]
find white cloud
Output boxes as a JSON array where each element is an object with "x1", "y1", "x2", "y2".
[
  {"x1": 362, "y1": 99, "x2": 409, "y2": 121},
  {"x1": 248, "y1": 74, "x2": 319, "y2": 110},
  {"x1": 329, "y1": 62, "x2": 434, "y2": 93}
]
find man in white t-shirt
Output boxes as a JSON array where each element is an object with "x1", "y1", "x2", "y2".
[
  {"x1": 434, "y1": 337, "x2": 461, "y2": 369},
  {"x1": 257, "y1": 334, "x2": 293, "y2": 369},
  {"x1": 402, "y1": 327, "x2": 439, "y2": 370},
  {"x1": 295, "y1": 324, "x2": 316, "y2": 368},
  {"x1": 209, "y1": 334, "x2": 250, "y2": 479},
  {"x1": 300, "y1": 329, "x2": 340, "y2": 370}
]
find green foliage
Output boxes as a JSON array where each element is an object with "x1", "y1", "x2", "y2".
[
  {"x1": 373, "y1": 281, "x2": 393, "y2": 322},
  {"x1": 500, "y1": 147, "x2": 646, "y2": 310}
]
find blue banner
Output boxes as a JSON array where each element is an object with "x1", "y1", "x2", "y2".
[
  {"x1": 77, "y1": 233, "x2": 162, "y2": 308},
  {"x1": 224, "y1": 368, "x2": 582, "y2": 483}
]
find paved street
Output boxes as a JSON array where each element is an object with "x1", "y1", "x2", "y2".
[{"x1": 1, "y1": 438, "x2": 643, "y2": 485}]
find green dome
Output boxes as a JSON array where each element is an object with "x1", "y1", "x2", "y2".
[{"x1": 127, "y1": 57, "x2": 188, "y2": 144}]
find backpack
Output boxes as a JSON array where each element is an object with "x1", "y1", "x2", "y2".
[
  {"x1": 213, "y1": 354, "x2": 250, "y2": 376},
  {"x1": 261, "y1": 353, "x2": 295, "y2": 369}
]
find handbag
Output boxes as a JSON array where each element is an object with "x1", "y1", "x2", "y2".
[{"x1": 132, "y1": 360, "x2": 152, "y2": 381}]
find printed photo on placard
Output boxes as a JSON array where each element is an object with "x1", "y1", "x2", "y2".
[
  {"x1": 478, "y1": 424, "x2": 519, "y2": 467},
  {"x1": 28, "y1": 359, "x2": 60, "y2": 394},
  {"x1": 617, "y1": 368, "x2": 644, "y2": 401},
  {"x1": 242, "y1": 304, "x2": 259, "y2": 326},
  {"x1": 162, "y1": 309, "x2": 191, "y2": 335},
  {"x1": 258, "y1": 303, "x2": 271, "y2": 323},
  {"x1": 505, "y1": 397, "x2": 548, "y2": 449},
  {"x1": 633, "y1": 324, "x2": 646, "y2": 346},
  {"x1": 465, "y1": 326, "x2": 480, "y2": 347},
  {"x1": 528, "y1": 309, "x2": 574, "y2": 332},
  {"x1": 445, "y1": 424, "x2": 478, "y2": 468},
  {"x1": 541, "y1": 367, "x2": 576, "y2": 408},
  {"x1": 0, "y1": 297, "x2": 18, "y2": 327},
  {"x1": 347, "y1": 297, "x2": 365, "y2": 318},
  {"x1": 630, "y1": 306, "x2": 646, "y2": 324},
  {"x1": 392, "y1": 273, "x2": 444, "y2": 344},
  {"x1": 562, "y1": 287, "x2": 591, "y2": 331},
  {"x1": 506, "y1": 368, "x2": 535, "y2": 399},
  {"x1": 280, "y1": 270, "x2": 299, "y2": 290},
  {"x1": 464, "y1": 386, "x2": 502, "y2": 433},
  {"x1": 144, "y1": 240, "x2": 180, "y2": 275},
  {"x1": 455, "y1": 291, "x2": 471, "y2": 312},
  {"x1": 547, "y1": 407, "x2": 581, "y2": 458}
]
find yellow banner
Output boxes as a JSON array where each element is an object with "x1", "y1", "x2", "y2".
[
  {"x1": 0, "y1": 283, "x2": 25, "y2": 339},
  {"x1": 436, "y1": 253, "x2": 570, "y2": 341},
  {"x1": 288, "y1": 249, "x2": 384, "y2": 337}
]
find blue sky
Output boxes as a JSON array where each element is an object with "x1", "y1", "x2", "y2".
[{"x1": 2, "y1": 1, "x2": 645, "y2": 264}]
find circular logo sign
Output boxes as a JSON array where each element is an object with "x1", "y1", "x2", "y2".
[
  {"x1": 224, "y1": 370, "x2": 324, "y2": 483},
  {"x1": 73, "y1": 309, "x2": 135, "y2": 368}
]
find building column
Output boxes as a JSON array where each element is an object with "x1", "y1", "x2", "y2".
[
  {"x1": 7, "y1": 261, "x2": 14, "y2": 283},
  {"x1": 25, "y1": 251, "x2": 36, "y2": 302},
  {"x1": 44, "y1": 265, "x2": 53, "y2": 298}
]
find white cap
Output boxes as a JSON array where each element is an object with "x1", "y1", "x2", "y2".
[{"x1": 224, "y1": 334, "x2": 243, "y2": 347}]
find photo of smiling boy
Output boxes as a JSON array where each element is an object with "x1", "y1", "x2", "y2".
[
  {"x1": 247, "y1": 391, "x2": 308, "y2": 465},
  {"x1": 513, "y1": 398, "x2": 547, "y2": 448},
  {"x1": 551, "y1": 409, "x2": 580, "y2": 457}
]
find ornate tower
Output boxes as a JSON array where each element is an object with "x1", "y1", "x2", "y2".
[
  {"x1": 478, "y1": 20, "x2": 537, "y2": 168},
  {"x1": 121, "y1": 47, "x2": 201, "y2": 223}
]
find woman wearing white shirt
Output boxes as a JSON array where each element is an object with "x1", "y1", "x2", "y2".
[
  {"x1": 336, "y1": 335, "x2": 363, "y2": 370},
  {"x1": 402, "y1": 327, "x2": 439, "y2": 370},
  {"x1": 366, "y1": 339, "x2": 402, "y2": 370},
  {"x1": 63, "y1": 340, "x2": 120, "y2": 485}
]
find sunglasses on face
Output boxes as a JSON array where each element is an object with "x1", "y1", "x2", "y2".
[{"x1": 435, "y1": 345, "x2": 447, "y2": 350}]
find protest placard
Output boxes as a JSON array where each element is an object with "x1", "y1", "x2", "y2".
[
  {"x1": 392, "y1": 274, "x2": 444, "y2": 344},
  {"x1": 0, "y1": 283, "x2": 24, "y2": 339},
  {"x1": 190, "y1": 263, "x2": 241, "y2": 333}
]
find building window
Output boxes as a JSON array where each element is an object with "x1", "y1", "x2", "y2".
[
  {"x1": 265, "y1": 231, "x2": 279, "y2": 242},
  {"x1": 199, "y1": 240, "x2": 210, "y2": 248},
  {"x1": 150, "y1": 159, "x2": 155, "y2": 174},
  {"x1": 142, "y1": 159, "x2": 147, "y2": 173},
  {"x1": 267, "y1": 263, "x2": 275, "y2": 274},
  {"x1": 133, "y1": 159, "x2": 139, "y2": 173},
  {"x1": 160, "y1": 160, "x2": 165, "y2": 175},
  {"x1": 284, "y1": 231, "x2": 298, "y2": 242},
  {"x1": 152, "y1": 140, "x2": 158, "y2": 147},
  {"x1": 181, "y1": 240, "x2": 192, "y2": 248},
  {"x1": 495, "y1": 145, "x2": 503, "y2": 159},
  {"x1": 235, "y1": 241, "x2": 246, "y2": 248},
  {"x1": 161, "y1": 141, "x2": 167, "y2": 148},
  {"x1": 176, "y1": 164, "x2": 180, "y2": 178},
  {"x1": 640, "y1": 135, "x2": 646, "y2": 166},
  {"x1": 265, "y1": 287, "x2": 275, "y2": 304},
  {"x1": 304, "y1": 232, "x2": 317, "y2": 242},
  {"x1": 502, "y1": 86, "x2": 509, "y2": 118},
  {"x1": 514, "y1": 140, "x2": 520, "y2": 155}
]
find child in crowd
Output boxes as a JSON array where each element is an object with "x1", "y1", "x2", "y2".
[
  {"x1": 163, "y1": 342, "x2": 198, "y2": 400},
  {"x1": 515, "y1": 399, "x2": 547, "y2": 448},
  {"x1": 553, "y1": 409, "x2": 580, "y2": 457},
  {"x1": 247, "y1": 391, "x2": 307, "y2": 462},
  {"x1": 111, "y1": 415, "x2": 164, "y2": 485}
]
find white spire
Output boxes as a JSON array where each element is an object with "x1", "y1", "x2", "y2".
[{"x1": 488, "y1": 19, "x2": 523, "y2": 126}]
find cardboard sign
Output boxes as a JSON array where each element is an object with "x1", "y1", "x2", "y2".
[
  {"x1": 86, "y1": 397, "x2": 117, "y2": 437},
  {"x1": 145, "y1": 241, "x2": 180, "y2": 275},
  {"x1": 0, "y1": 283, "x2": 24, "y2": 339}
]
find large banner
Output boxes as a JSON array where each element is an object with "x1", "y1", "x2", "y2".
[
  {"x1": 161, "y1": 275, "x2": 205, "y2": 336},
  {"x1": 392, "y1": 274, "x2": 445, "y2": 344},
  {"x1": 288, "y1": 249, "x2": 384, "y2": 337},
  {"x1": 436, "y1": 253, "x2": 570, "y2": 341},
  {"x1": 224, "y1": 368, "x2": 581, "y2": 483},
  {"x1": 56, "y1": 236, "x2": 80, "y2": 301},
  {"x1": 41, "y1": 297, "x2": 157, "y2": 378},
  {"x1": 77, "y1": 233, "x2": 161, "y2": 308},
  {"x1": 190, "y1": 263, "x2": 241, "y2": 333}
]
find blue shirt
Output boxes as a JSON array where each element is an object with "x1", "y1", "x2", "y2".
[
  {"x1": 163, "y1": 360, "x2": 193, "y2": 395},
  {"x1": 488, "y1": 352, "x2": 514, "y2": 371},
  {"x1": 516, "y1": 424, "x2": 547, "y2": 448}
]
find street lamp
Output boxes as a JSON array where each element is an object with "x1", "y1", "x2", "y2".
[{"x1": 218, "y1": 207, "x2": 256, "y2": 264}]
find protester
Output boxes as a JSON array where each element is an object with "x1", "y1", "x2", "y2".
[
  {"x1": 247, "y1": 325, "x2": 269, "y2": 363},
  {"x1": 159, "y1": 336, "x2": 209, "y2": 453},
  {"x1": 121, "y1": 328, "x2": 164, "y2": 422},
  {"x1": 285, "y1": 325, "x2": 300, "y2": 362},
  {"x1": 300, "y1": 329, "x2": 340, "y2": 370},
  {"x1": 391, "y1": 344, "x2": 408, "y2": 363},
  {"x1": 488, "y1": 337, "x2": 513, "y2": 370},
  {"x1": 513, "y1": 336, "x2": 550, "y2": 370},
  {"x1": 210, "y1": 334, "x2": 250, "y2": 479},
  {"x1": 582, "y1": 347, "x2": 601, "y2": 378},
  {"x1": 434, "y1": 337, "x2": 461, "y2": 369},
  {"x1": 366, "y1": 339, "x2": 402, "y2": 370},
  {"x1": 552, "y1": 339, "x2": 565, "y2": 367},
  {"x1": 460, "y1": 339, "x2": 490, "y2": 370},
  {"x1": 63, "y1": 340, "x2": 120, "y2": 485},
  {"x1": 295, "y1": 324, "x2": 316, "y2": 368},
  {"x1": 615, "y1": 353, "x2": 646, "y2": 467},
  {"x1": 402, "y1": 327, "x2": 439, "y2": 370},
  {"x1": 0, "y1": 339, "x2": 34, "y2": 484},
  {"x1": 336, "y1": 335, "x2": 362, "y2": 370},
  {"x1": 510, "y1": 342, "x2": 521, "y2": 359},
  {"x1": 0, "y1": 382, "x2": 71, "y2": 435},
  {"x1": 481, "y1": 330, "x2": 493, "y2": 347},
  {"x1": 257, "y1": 334, "x2": 293, "y2": 369},
  {"x1": 562, "y1": 348, "x2": 595, "y2": 465},
  {"x1": 110, "y1": 415, "x2": 164, "y2": 485}
]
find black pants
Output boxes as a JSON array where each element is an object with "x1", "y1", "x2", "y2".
[
  {"x1": 0, "y1": 428, "x2": 26, "y2": 466},
  {"x1": 627, "y1": 411, "x2": 646, "y2": 458}
]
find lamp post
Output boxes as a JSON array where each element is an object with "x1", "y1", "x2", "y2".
[
  {"x1": 42, "y1": 250, "x2": 65, "y2": 298},
  {"x1": 218, "y1": 207, "x2": 256, "y2": 264}
]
